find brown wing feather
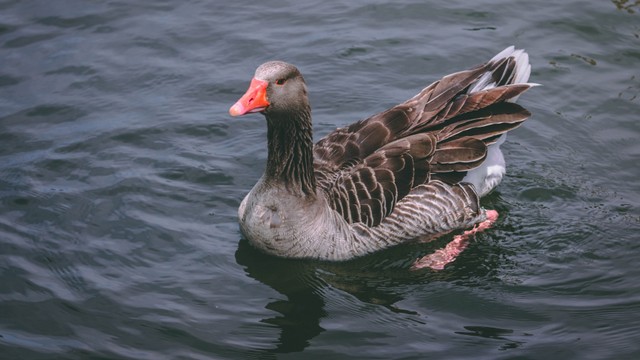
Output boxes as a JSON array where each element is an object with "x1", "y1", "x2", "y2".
[
  {"x1": 322, "y1": 134, "x2": 436, "y2": 226},
  {"x1": 314, "y1": 51, "x2": 533, "y2": 227},
  {"x1": 313, "y1": 107, "x2": 413, "y2": 175}
]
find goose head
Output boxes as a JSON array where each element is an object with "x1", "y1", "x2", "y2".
[{"x1": 229, "y1": 61, "x2": 309, "y2": 118}]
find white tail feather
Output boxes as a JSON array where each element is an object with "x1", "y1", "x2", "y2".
[{"x1": 463, "y1": 46, "x2": 532, "y2": 197}]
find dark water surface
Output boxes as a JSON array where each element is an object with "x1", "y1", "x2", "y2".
[{"x1": 1, "y1": 0, "x2": 640, "y2": 359}]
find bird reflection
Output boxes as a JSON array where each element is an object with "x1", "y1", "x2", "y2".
[
  {"x1": 235, "y1": 239, "x2": 327, "y2": 353},
  {"x1": 235, "y1": 238, "x2": 433, "y2": 353},
  {"x1": 235, "y1": 224, "x2": 506, "y2": 354}
]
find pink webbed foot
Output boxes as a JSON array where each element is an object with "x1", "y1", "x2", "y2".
[{"x1": 410, "y1": 210, "x2": 499, "y2": 271}]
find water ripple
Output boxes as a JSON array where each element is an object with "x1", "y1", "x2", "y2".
[{"x1": 1, "y1": 0, "x2": 640, "y2": 359}]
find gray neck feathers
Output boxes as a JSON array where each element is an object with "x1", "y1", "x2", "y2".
[{"x1": 265, "y1": 108, "x2": 316, "y2": 197}]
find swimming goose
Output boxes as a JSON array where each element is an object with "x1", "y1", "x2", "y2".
[{"x1": 230, "y1": 46, "x2": 534, "y2": 264}]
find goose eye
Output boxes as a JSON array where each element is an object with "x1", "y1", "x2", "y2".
[{"x1": 275, "y1": 78, "x2": 286, "y2": 85}]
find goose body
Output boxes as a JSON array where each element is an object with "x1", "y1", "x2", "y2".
[{"x1": 230, "y1": 46, "x2": 534, "y2": 261}]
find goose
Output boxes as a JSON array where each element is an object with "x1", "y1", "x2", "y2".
[{"x1": 229, "y1": 46, "x2": 535, "y2": 269}]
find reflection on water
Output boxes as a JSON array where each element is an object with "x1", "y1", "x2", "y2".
[
  {"x1": 610, "y1": 0, "x2": 640, "y2": 13},
  {"x1": 234, "y1": 229, "x2": 514, "y2": 353},
  {"x1": 236, "y1": 240, "x2": 327, "y2": 353},
  {"x1": 1, "y1": 0, "x2": 640, "y2": 358}
]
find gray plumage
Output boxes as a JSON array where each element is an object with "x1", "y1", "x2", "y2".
[{"x1": 232, "y1": 46, "x2": 535, "y2": 260}]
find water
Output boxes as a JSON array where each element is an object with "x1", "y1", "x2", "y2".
[{"x1": 1, "y1": 0, "x2": 639, "y2": 359}]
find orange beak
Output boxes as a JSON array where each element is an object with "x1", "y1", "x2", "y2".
[{"x1": 229, "y1": 78, "x2": 270, "y2": 116}]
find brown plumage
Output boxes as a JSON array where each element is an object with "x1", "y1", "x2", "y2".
[{"x1": 229, "y1": 46, "x2": 535, "y2": 260}]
